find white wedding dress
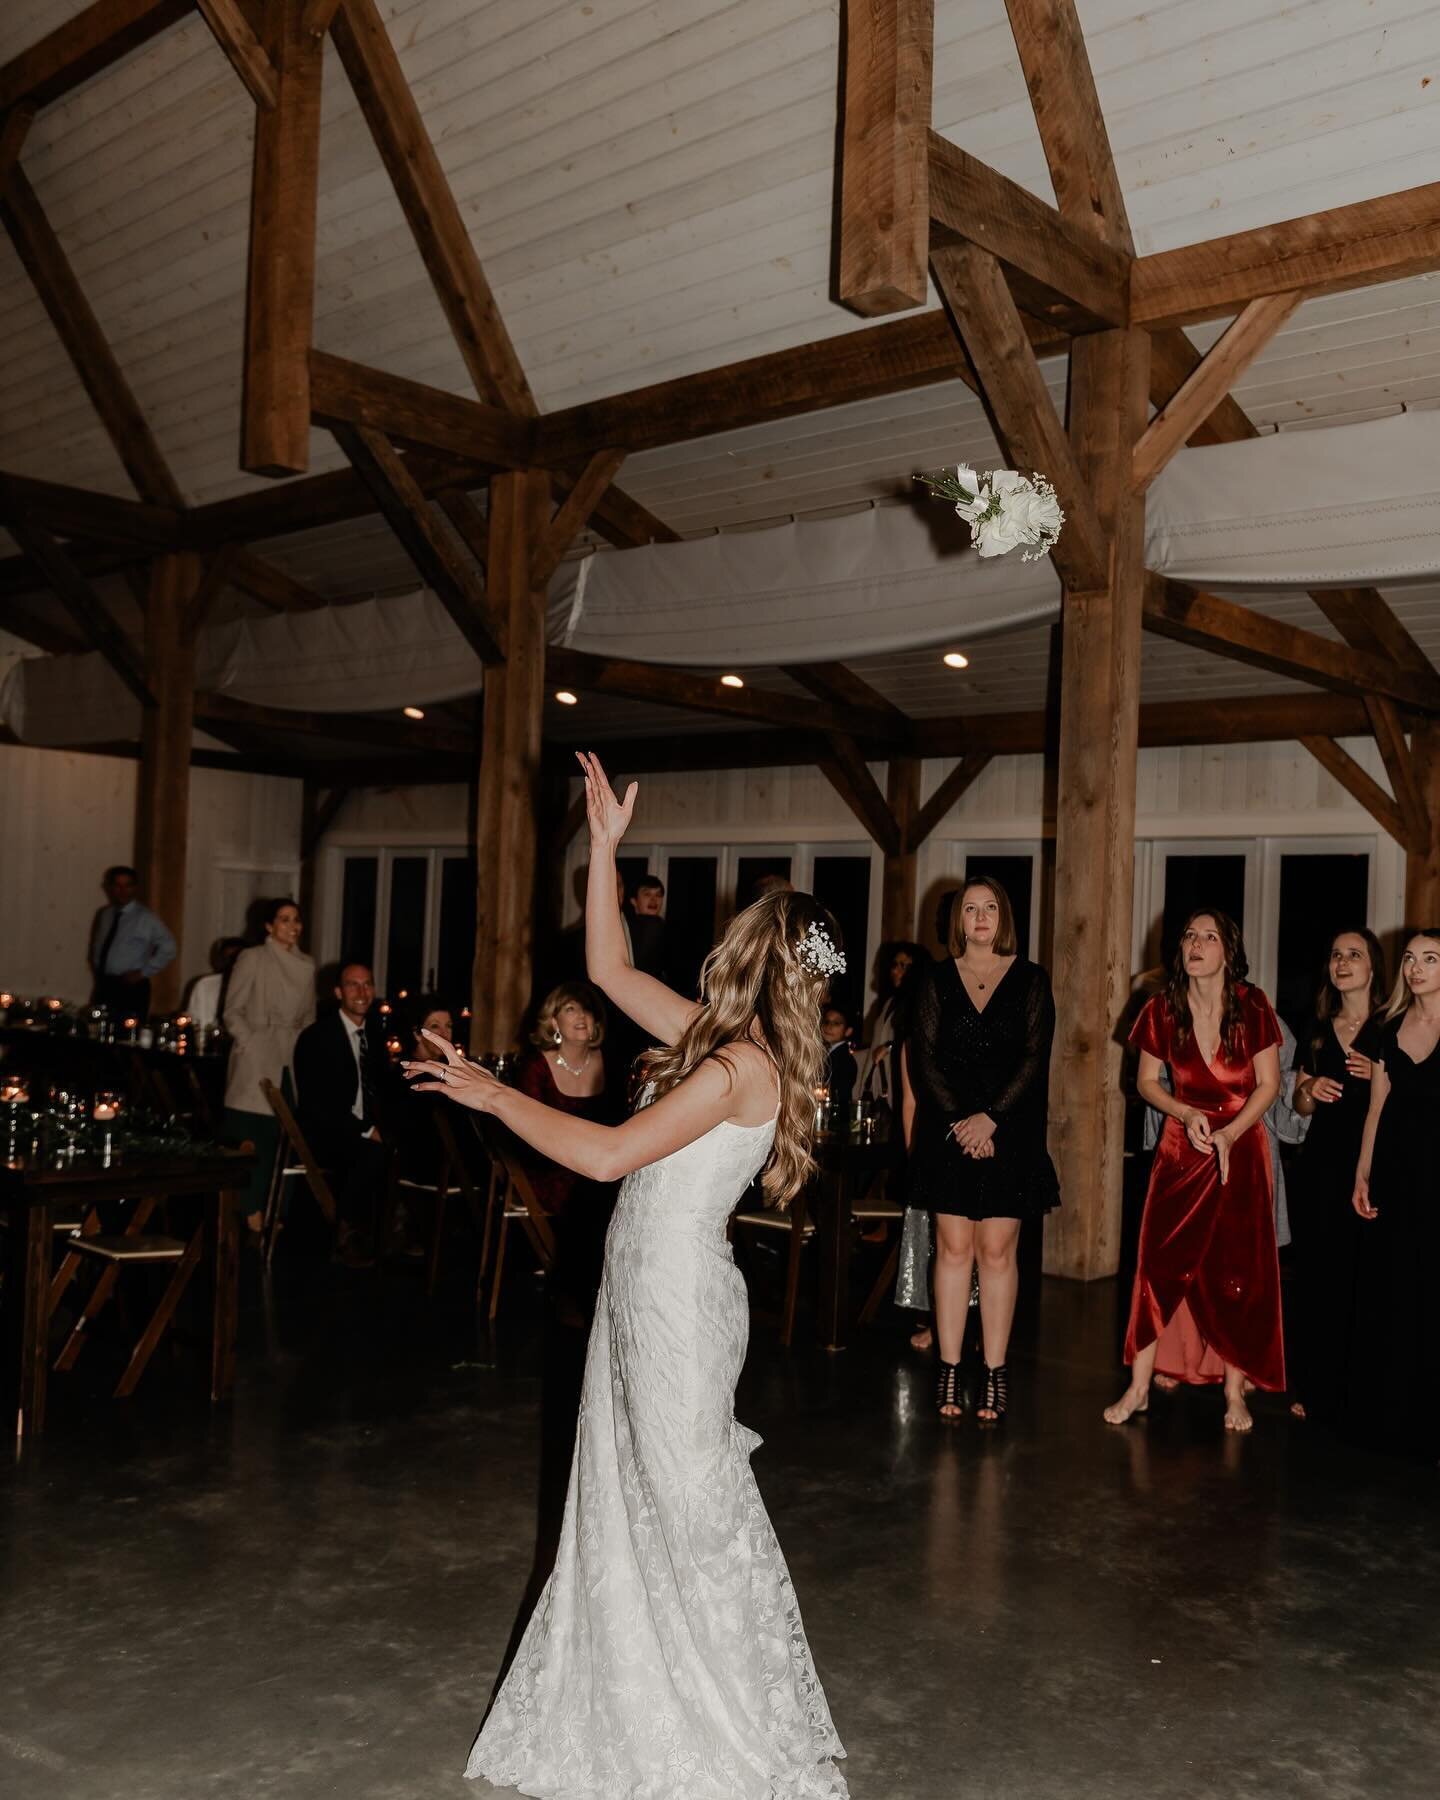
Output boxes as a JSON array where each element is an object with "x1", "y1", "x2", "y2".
[{"x1": 467, "y1": 1103, "x2": 848, "y2": 1799}]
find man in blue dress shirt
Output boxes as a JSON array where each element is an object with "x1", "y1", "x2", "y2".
[{"x1": 90, "y1": 865, "x2": 176, "y2": 1021}]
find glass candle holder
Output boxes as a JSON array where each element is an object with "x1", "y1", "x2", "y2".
[
  {"x1": 92, "y1": 1091, "x2": 122, "y2": 1123},
  {"x1": 0, "y1": 1075, "x2": 29, "y2": 1105},
  {"x1": 121, "y1": 1017, "x2": 140, "y2": 1044}
]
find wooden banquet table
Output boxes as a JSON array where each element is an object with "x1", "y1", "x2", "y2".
[{"x1": 1, "y1": 1145, "x2": 252, "y2": 1446}]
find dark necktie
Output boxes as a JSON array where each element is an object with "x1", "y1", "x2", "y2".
[
  {"x1": 357, "y1": 1025, "x2": 375, "y2": 1127},
  {"x1": 96, "y1": 908, "x2": 123, "y2": 982}
]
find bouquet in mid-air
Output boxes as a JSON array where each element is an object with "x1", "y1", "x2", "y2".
[{"x1": 916, "y1": 465, "x2": 1064, "y2": 562}]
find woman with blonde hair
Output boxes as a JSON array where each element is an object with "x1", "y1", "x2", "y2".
[
  {"x1": 1348, "y1": 928, "x2": 1440, "y2": 1458},
  {"x1": 409, "y1": 752, "x2": 848, "y2": 1798}
]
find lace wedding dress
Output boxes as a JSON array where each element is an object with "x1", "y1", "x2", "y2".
[{"x1": 467, "y1": 1105, "x2": 847, "y2": 1799}]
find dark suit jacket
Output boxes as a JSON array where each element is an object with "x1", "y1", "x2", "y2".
[{"x1": 293, "y1": 1010, "x2": 389, "y2": 1166}]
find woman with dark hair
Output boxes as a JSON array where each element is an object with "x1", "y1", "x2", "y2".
[
  {"x1": 221, "y1": 897, "x2": 315, "y2": 1234},
  {"x1": 412, "y1": 754, "x2": 848, "y2": 1795},
  {"x1": 1105, "y1": 911, "x2": 1283, "y2": 1433},
  {"x1": 859, "y1": 941, "x2": 924, "y2": 1111},
  {"x1": 908, "y1": 874, "x2": 1059, "y2": 1421},
  {"x1": 1287, "y1": 928, "x2": 1387, "y2": 1421},
  {"x1": 1349, "y1": 929, "x2": 1440, "y2": 1459}
]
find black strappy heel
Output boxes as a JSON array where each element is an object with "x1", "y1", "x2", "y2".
[
  {"x1": 936, "y1": 1360, "x2": 964, "y2": 1417},
  {"x1": 978, "y1": 1363, "x2": 1009, "y2": 1424}
]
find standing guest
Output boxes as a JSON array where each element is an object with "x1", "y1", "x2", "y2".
[
  {"x1": 631, "y1": 872, "x2": 665, "y2": 919},
  {"x1": 859, "y1": 940, "x2": 925, "y2": 1116},
  {"x1": 186, "y1": 936, "x2": 246, "y2": 1029},
  {"x1": 293, "y1": 963, "x2": 390, "y2": 1268},
  {"x1": 89, "y1": 865, "x2": 176, "y2": 1019},
  {"x1": 1288, "y1": 929, "x2": 1386, "y2": 1423},
  {"x1": 515, "y1": 980, "x2": 622, "y2": 1316},
  {"x1": 908, "y1": 875, "x2": 1059, "y2": 1422},
  {"x1": 819, "y1": 1003, "x2": 857, "y2": 1109},
  {"x1": 627, "y1": 874, "x2": 667, "y2": 979},
  {"x1": 221, "y1": 899, "x2": 315, "y2": 1236},
  {"x1": 1105, "y1": 911, "x2": 1283, "y2": 1434},
  {"x1": 1349, "y1": 929, "x2": 1440, "y2": 1460}
]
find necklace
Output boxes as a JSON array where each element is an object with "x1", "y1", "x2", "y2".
[{"x1": 555, "y1": 1046, "x2": 591, "y2": 1077}]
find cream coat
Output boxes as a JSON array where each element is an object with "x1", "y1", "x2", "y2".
[{"x1": 222, "y1": 940, "x2": 316, "y2": 1115}]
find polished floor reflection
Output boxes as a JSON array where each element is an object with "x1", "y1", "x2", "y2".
[{"x1": 1, "y1": 1254, "x2": 1436, "y2": 1800}]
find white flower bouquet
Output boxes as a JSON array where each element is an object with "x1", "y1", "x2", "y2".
[{"x1": 916, "y1": 465, "x2": 1065, "y2": 562}]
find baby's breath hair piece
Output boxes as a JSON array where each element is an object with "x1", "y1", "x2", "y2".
[{"x1": 797, "y1": 921, "x2": 846, "y2": 977}]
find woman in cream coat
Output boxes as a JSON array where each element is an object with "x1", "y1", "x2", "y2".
[{"x1": 222, "y1": 897, "x2": 316, "y2": 1231}]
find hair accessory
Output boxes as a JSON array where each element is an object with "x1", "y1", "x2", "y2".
[{"x1": 797, "y1": 921, "x2": 846, "y2": 977}]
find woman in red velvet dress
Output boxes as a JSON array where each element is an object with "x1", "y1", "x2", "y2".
[{"x1": 1105, "y1": 911, "x2": 1283, "y2": 1434}]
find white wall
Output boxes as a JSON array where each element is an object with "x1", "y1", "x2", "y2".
[{"x1": 0, "y1": 744, "x2": 302, "y2": 1003}]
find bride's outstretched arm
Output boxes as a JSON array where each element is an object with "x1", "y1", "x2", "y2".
[
  {"x1": 404, "y1": 1038, "x2": 754, "y2": 1183},
  {"x1": 578, "y1": 751, "x2": 699, "y2": 1048}
]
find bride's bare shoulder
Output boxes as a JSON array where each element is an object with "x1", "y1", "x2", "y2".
[{"x1": 710, "y1": 1039, "x2": 779, "y2": 1122}]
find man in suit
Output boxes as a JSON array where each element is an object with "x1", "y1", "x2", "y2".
[
  {"x1": 89, "y1": 865, "x2": 176, "y2": 1019},
  {"x1": 293, "y1": 962, "x2": 390, "y2": 1267}
]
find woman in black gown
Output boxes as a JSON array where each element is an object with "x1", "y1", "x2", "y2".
[
  {"x1": 1289, "y1": 928, "x2": 1386, "y2": 1422},
  {"x1": 908, "y1": 875, "x2": 1059, "y2": 1421},
  {"x1": 1350, "y1": 929, "x2": 1440, "y2": 1459}
]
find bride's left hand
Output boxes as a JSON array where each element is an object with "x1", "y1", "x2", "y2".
[{"x1": 402, "y1": 1029, "x2": 504, "y2": 1113}]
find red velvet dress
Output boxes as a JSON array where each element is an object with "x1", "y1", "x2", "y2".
[{"x1": 1125, "y1": 985, "x2": 1286, "y2": 1390}]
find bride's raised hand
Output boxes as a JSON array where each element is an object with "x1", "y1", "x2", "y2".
[
  {"x1": 577, "y1": 750, "x2": 637, "y2": 850},
  {"x1": 402, "y1": 1030, "x2": 503, "y2": 1114}
]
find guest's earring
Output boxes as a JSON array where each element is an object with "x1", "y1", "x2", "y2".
[{"x1": 554, "y1": 1029, "x2": 562, "y2": 1046}]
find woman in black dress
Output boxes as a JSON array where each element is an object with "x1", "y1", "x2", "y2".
[
  {"x1": 1288, "y1": 928, "x2": 1386, "y2": 1422},
  {"x1": 908, "y1": 874, "x2": 1059, "y2": 1421},
  {"x1": 1350, "y1": 929, "x2": 1440, "y2": 1459}
]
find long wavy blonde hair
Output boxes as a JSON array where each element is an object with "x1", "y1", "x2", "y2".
[{"x1": 645, "y1": 890, "x2": 838, "y2": 1207}]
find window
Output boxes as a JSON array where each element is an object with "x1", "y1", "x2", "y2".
[
  {"x1": 332, "y1": 848, "x2": 476, "y2": 1000},
  {"x1": 812, "y1": 855, "x2": 870, "y2": 1021},
  {"x1": 1159, "y1": 852, "x2": 1249, "y2": 965},
  {"x1": 1274, "y1": 851, "x2": 1371, "y2": 1037},
  {"x1": 734, "y1": 854, "x2": 792, "y2": 910},
  {"x1": 664, "y1": 855, "x2": 720, "y2": 999}
]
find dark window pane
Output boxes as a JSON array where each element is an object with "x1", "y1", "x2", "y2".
[
  {"x1": 735, "y1": 854, "x2": 792, "y2": 911},
  {"x1": 385, "y1": 856, "x2": 428, "y2": 997},
  {"x1": 340, "y1": 856, "x2": 378, "y2": 971},
  {"x1": 964, "y1": 855, "x2": 1035, "y2": 959},
  {"x1": 437, "y1": 854, "x2": 477, "y2": 1012},
  {"x1": 1275, "y1": 853, "x2": 1370, "y2": 1039},
  {"x1": 812, "y1": 855, "x2": 871, "y2": 1021},
  {"x1": 1161, "y1": 855, "x2": 1247, "y2": 967},
  {"x1": 664, "y1": 856, "x2": 718, "y2": 999},
  {"x1": 616, "y1": 855, "x2": 650, "y2": 907}
]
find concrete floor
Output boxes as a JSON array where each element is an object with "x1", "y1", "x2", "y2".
[{"x1": 2, "y1": 1242, "x2": 1437, "y2": 1800}]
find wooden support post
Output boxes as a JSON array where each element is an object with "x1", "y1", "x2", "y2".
[
  {"x1": 1404, "y1": 721, "x2": 1440, "y2": 927},
  {"x1": 1043, "y1": 327, "x2": 1150, "y2": 1283},
  {"x1": 472, "y1": 470, "x2": 551, "y2": 1051},
  {"x1": 241, "y1": 0, "x2": 323, "y2": 477},
  {"x1": 134, "y1": 553, "x2": 200, "y2": 1014},
  {"x1": 882, "y1": 757, "x2": 920, "y2": 939}
]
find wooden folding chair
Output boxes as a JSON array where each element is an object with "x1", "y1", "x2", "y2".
[
  {"x1": 54, "y1": 1195, "x2": 203, "y2": 1396},
  {"x1": 732, "y1": 1186, "x2": 815, "y2": 1348},
  {"x1": 473, "y1": 1120, "x2": 557, "y2": 1323},
  {"x1": 260, "y1": 1077, "x2": 338, "y2": 1263},
  {"x1": 386, "y1": 1108, "x2": 485, "y2": 1294},
  {"x1": 854, "y1": 1169, "x2": 907, "y2": 1327}
]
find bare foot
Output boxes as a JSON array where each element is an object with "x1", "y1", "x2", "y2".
[
  {"x1": 910, "y1": 1325, "x2": 934, "y2": 1353},
  {"x1": 1224, "y1": 1391, "x2": 1253, "y2": 1433},
  {"x1": 1103, "y1": 1386, "x2": 1150, "y2": 1426},
  {"x1": 1153, "y1": 1373, "x2": 1179, "y2": 1391},
  {"x1": 245, "y1": 1211, "x2": 263, "y2": 1234},
  {"x1": 1289, "y1": 1401, "x2": 1307, "y2": 1420}
]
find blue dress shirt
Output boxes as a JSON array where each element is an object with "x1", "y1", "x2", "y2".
[{"x1": 91, "y1": 901, "x2": 177, "y2": 980}]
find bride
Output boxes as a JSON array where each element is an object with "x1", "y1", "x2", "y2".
[{"x1": 406, "y1": 751, "x2": 848, "y2": 1799}]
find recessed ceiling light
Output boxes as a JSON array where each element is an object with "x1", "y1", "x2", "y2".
[
  {"x1": 402, "y1": 704, "x2": 426, "y2": 719},
  {"x1": 720, "y1": 673, "x2": 745, "y2": 688},
  {"x1": 943, "y1": 651, "x2": 970, "y2": 670},
  {"x1": 554, "y1": 689, "x2": 578, "y2": 706}
]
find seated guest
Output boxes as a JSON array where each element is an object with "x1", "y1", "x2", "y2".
[
  {"x1": 186, "y1": 936, "x2": 246, "y2": 1029},
  {"x1": 395, "y1": 996, "x2": 462, "y2": 1188},
  {"x1": 222, "y1": 899, "x2": 315, "y2": 1236},
  {"x1": 293, "y1": 963, "x2": 390, "y2": 1268},
  {"x1": 820, "y1": 1002, "x2": 857, "y2": 1109},
  {"x1": 515, "y1": 981, "x2": 622, "y2": 1318},
  {"x1": 89, "y1": 864, "x2": 176, "y2": 1019}
]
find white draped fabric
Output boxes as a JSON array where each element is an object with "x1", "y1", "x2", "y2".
[{"x1": 4, "y1": 409, "x2": 1438, "y2": 746}]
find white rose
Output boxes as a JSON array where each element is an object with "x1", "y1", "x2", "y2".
[
  {"x1": 996, "y1": 486, "x2": 1054, "y2": 545},
  {"x1": 973, "y1": 509, "x2": 1028, "y2": 557},
  {"x1": 986, "y1": 469, "x2": 1026, "y2": 498}
]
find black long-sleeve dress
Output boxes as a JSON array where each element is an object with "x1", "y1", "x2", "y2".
[{"x1": 907, "y1": 955, "x2": 1060, "y2": 1220}]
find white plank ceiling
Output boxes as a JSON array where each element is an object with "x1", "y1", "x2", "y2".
[{"x1": 2, "y1": 0, "x2": 1439, "y2": 735}]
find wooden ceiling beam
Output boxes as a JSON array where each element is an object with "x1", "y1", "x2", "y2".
[
  {"x1": 309, "y1": 350, "x2": 534, "y2": 471},
  {"x1": 930, "y1": 240, "x2": 1108, "y2": 591},
  {"x1": 185, "y1": 546, "x2": 239, "y2": 638},
  {"x1": 0, "y1": 543, "x2": 141, "y2": 601},
  {"x1": 0, "y1": 597, "x2": 88, "y2": 656},
  {"x1": 582, "y1": 477, "x2": 681, "y2": 550},
  {"x1": 0, "y1": 167, "x2": 183, "y2": 507},
  {"x1": 196, "y1": 0, "x2": 278, "y2": 108},
  {"x1": 0, "y1": 0, "x2": 191, "y2": 111},
  {"x1": 927, "y1": 131, "x2": 1130, "y2": 332},
  {"x1": 817, "y1": 734, "x2": 902, "y2": 854},
  {"x1": 1364, "y1": 695, "x2": 1431, "y2": 850},
  {"x1": 241, "y1": 0, "x2": 323, "y2": 477},
  {"x1": 0, "y1": 471, "x2": 180, "y2": 548},
  {"x1": 434, "y1": 488, "x2": 487, "y2": 576},
  {"x1": 328, "y1": 0, "x2": 535, "y2": 417},
  {"x1": 1002, "y1": 0, "x2": 1131, "y2": 254},
  {"x1": 785, "y1": 662, "x2": 910, "y2": 729},
  {"x1": 328, "y1": 421, "x2": 506, "y2": 664},
  {"x1": 906, "y1": 751, "x2": 991, "y2": 850},
  {"x1": 0, "y1": 106, "x2": 34, "y2": 185},
  {"x1": 0, "y1": 504, "x2": 154, "y2": 707},
  {"x1": 1141, "y1": 574, "x2": 1440, "y2": 713},
  {"x1": 531, "y1": 450, "x2": 627, "y2": 588},
  {"x1": 1131, "y1": 293, "x2": 1301, "y2": 494},
  {"x1": 301, "y1": 0, "x2": 344, "y2": 33},
  {"x1": 836, "y1": 0, "x2": 934, "y2": 316},
  {"x1": 1146, "y1": 326, "x2": 1259, "y2": 448},
  {"x1": 1307, "y1": 590, "x2": 1440, "y2": 691},
  {"x1": 195, "y1": 689, "x2": 475, "y2": 755},
  {"x1": 227, "y1": 547, "x2": 326, "y2": 612},
  {"x1": 1300, "y1": 735, "x2": 1416, "y2": 851},
  {"x1": 1132, "y1": 181, "x2": 1440, "y2": 329}
]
